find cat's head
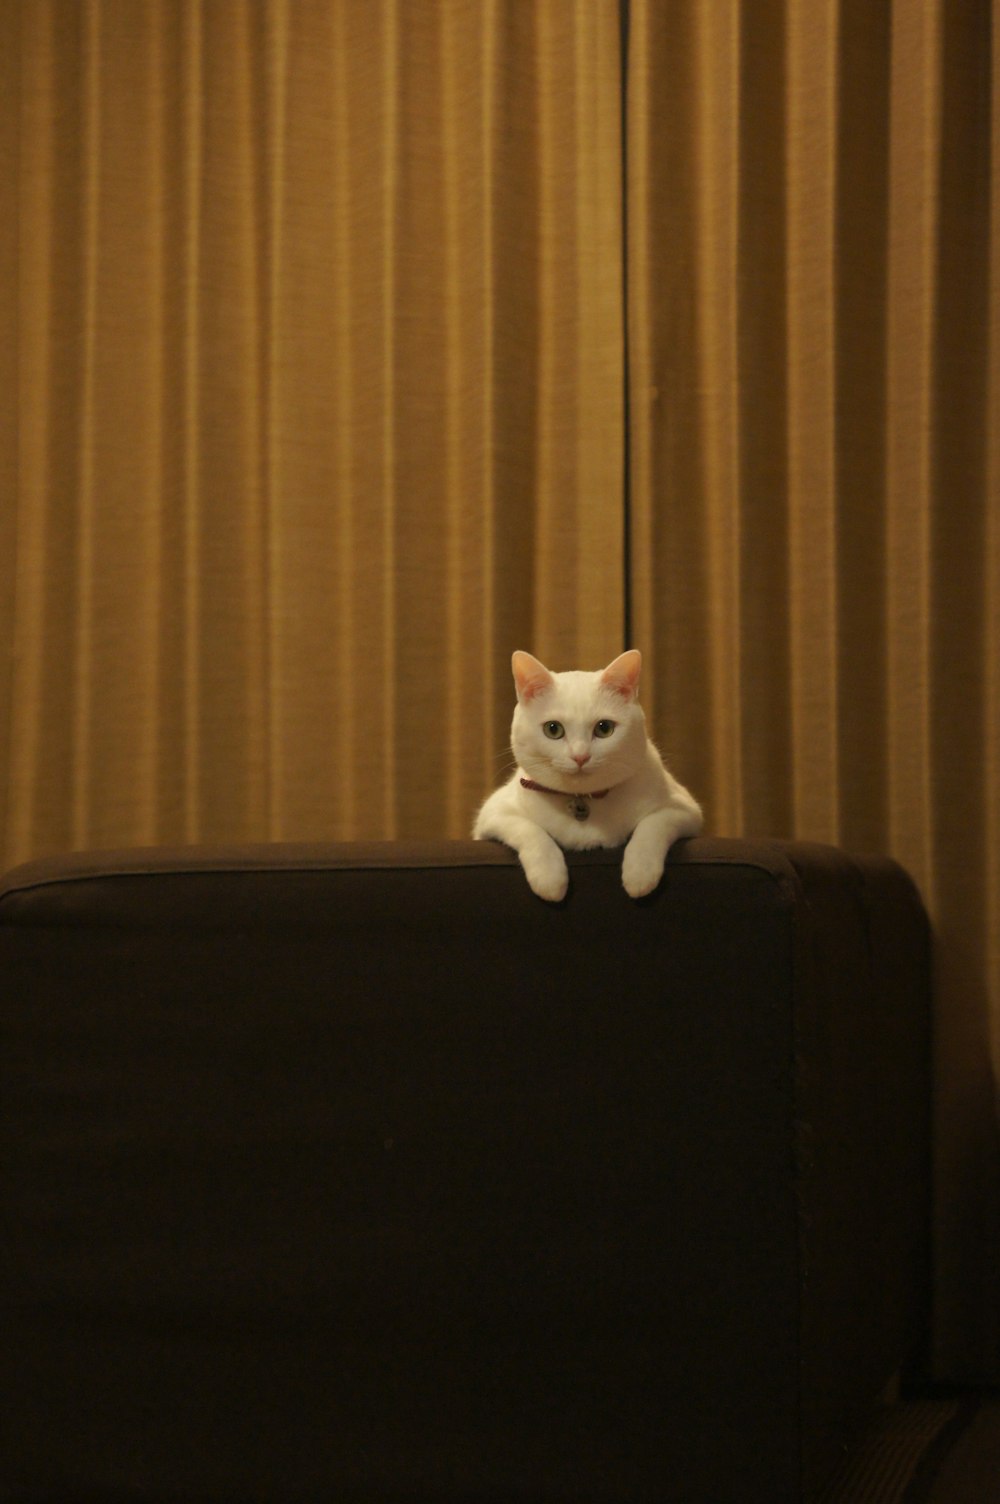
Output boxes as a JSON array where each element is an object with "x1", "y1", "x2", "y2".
[{"x1": 509, "y1": 650, "x2": 648, "y2": 792}]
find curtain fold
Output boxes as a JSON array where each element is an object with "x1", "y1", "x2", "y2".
[
  {"x1": 2, "y1": 0, "x2": 998, "y2": 1383},
  {"x1": 628, "y1": 0, "x2": 1000, "y2": 1381}
]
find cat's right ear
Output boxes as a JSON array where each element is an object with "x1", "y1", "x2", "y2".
[
  {"x1": 602, "y1": 649, "x2": 642, "y2": 700},
  {"x1": 512, "y1": 651, "x2": 553, "y2": 703}
]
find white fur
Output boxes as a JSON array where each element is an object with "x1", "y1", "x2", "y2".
[{"x1": 473, "y1": 650, "x2": 703, "y2": 901}]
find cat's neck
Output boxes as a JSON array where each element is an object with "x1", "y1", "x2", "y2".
[{"x1": 519, "y1": 776, "x2": 611, "y2": 800}]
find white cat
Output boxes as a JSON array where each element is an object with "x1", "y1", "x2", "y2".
[{"x1": 473, "y1": 649, "x2": 703, "y2": 902}]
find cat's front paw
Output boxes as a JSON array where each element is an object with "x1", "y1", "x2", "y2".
[
  {"x1": 521, "y1": 847, "x2": 569, "y2": 903},
  {"x1": 621, "y1": 845, "x2": 665, "y2": 899}
]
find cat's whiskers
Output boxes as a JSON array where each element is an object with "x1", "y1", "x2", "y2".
[{"x1": 493, "y1": 748, "x2": 518, "y2": 777}]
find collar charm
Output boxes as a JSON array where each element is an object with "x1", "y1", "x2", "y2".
[{"x1": 519, "y1": 776, "x2": 610, "y2": 820}]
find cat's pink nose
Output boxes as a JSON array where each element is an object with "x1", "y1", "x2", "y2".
[{"x1": 572, "y1": 752, "x2": 591, "y2": 767}]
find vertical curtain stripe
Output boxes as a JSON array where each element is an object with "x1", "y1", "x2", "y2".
[
  {"x1": 330, "y1": 0, "x2": 356, "y2": 824},
  {"x1": 73, "y1": 0, "x2": 99, "y2": 849},
  {"x1": 619, "y1": 0, "x2": 632, "y2": 652},
  {"x1": 479, "y1": 0, "x2": 499, "y2": 798},
  {"x1": 142, "y1": 6, "x2": 166, "y2": 846},
  {"x1": 833, "y1": 0, "x2": 891, "y2": 856},
  {"x1": 885, "y1": 0, "x2": 937, "y2": 894},
  {"x1": 786, "y1": 0, "x2": 838, "y2": 842},
  {"x1": 231, "y1": 0, "x2": 267, "y2": 840},
  {"x1": 10, "y1": 0, "x2": 59, "y2": 861},
  {"x1": 380, "y1": 0, "x2": 398, "y2": 838},
  {"x1": 736, "y1": 6, "x2": 793, "y2": 839},
  {"x1": 181, "y1": 0, "x2": 203, "y2": 841},
  {"x1": 441, "y1": 4, "x2": 468, "y2": 839},
  {"x1": 264, "y1": 1, "x2": 289, "y2": 840},
  {"x1": 694, "y1": 3, "x2": 743, "y2": 837}
]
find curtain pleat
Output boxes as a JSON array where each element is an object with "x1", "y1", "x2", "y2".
[{"x1": 629, "y1": 0, "x2": 1000, "y2": 1381}]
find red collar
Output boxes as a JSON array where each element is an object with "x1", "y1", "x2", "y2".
[{"x1": 520, "y1": 777, "x2": 610, "y2": 800}]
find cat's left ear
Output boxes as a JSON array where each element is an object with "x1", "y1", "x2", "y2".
[{"x1": 601, "y1": 649, "x2": 642, "y2": 701}]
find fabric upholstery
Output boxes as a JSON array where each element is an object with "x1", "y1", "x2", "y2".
[{"x1": 0, "y1": 837, "x2": 929, "y2": 1502}]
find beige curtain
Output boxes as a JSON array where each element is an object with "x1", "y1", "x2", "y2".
[
  {"x1": 2, "y1": 0, "x2": 998, "y2": 1380},
  {"x1": 1, "y1": 0, "x2": 623, "y2": 854},
  {"x1": 629, "y1": 0, "x2": 999, "y2": 1381}
]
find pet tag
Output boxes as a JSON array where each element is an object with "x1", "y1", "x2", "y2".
[{"x1": 570, "y1": 798, "x2": 590, "y2": 821}]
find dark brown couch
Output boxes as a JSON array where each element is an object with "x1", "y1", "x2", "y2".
[{"x1": 1, "y1": 837, "x2": 930, "y2": 1502}]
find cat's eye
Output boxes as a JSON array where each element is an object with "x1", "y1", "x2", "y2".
[
  {"x1": 542, "y1": 720, "x2": 565, "y2": 740},
  {"x1": 594, "y1": 719, "x2": 616, "y2": 738}
]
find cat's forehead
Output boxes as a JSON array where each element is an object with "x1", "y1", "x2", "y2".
[{"x1": 526, "y1": 669, "x2": 621, "y2": 714}]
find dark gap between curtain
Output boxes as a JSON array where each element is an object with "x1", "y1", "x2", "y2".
[{"x1": 619, "y1": 0, "x2": 633, "y2": 653}]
